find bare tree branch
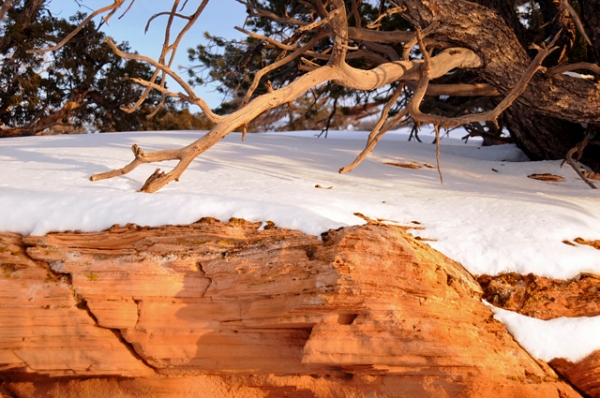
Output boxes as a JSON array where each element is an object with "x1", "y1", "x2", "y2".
[
  {"x1": 406, "y1": 35, "x2": 561, "y2": 128},
  {"x1": 240, "y1": 30, "x2": 330, "y2": 107},
  {"x1": 28, "y1": 1, "x2": 127, "y2": 53},
  {"x1": 561, "y1": 0, "x2": 592, "y2": 46},
  {"x1": 0, "y1": 0, "x2": 14, "y2": 24},
  {"x1": 339, "y1": 85, "x2": 406, "y2": 174},
  {"x1": 546, "y1": 62, "x2": 600, "y2": 78},
  {"x1": 104, "y1": 38, "x2": 222, "y2": 123}
]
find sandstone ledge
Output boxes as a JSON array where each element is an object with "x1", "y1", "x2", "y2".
[{"x1": 0, "y1": 219, "x2": 589, "y2": 397}]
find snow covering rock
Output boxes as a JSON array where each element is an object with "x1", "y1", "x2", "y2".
[{"x1": 1, "y1": 129, "x2": 600, "y2": 396}]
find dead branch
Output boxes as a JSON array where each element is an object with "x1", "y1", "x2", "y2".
[
  {"x1": 234, "y1": 26, "x2": 296, "y2": 51},
  {"x1": 416, "y1": 27, "x2": 443, "y2": 184},
  {"x1": 560, "y1": 0, "x2": 592, "y2": 46},
  {"x1": 339, "y1": 85, "x2": 406, "y2": 174},
  {"x1": 104, "y1": 38, "x2": 221, "y2": 123},
  {"x1": 405, "y1": 82, "x2": 500, "y2": 96},
  {"x1": 546, "y1": 62, "x2": 600, "y2": 78},
  {"x1": 406, "y1": 35, "x2": 561, "y2": 128},
  {"x1": 366, "y1": 6, "x2": 406, "y2": 29},
  {"x1": 0, "y1": 0, "x2": 14, "y2": 24},
  {"x1": 91, "y1": 66, "x2": 339, "y2": 192},
  {"x1": 433, "y1": 124, "x2": 443, "y2": 184},
  {"x1": 296, "y1": 8, "x2": 339, "y2": 34},
  {"x1": 28, "y1": 1, "x2": 127, "y2": 53},
  {"x1": 239, "y1": 30, "x2": 330, "y2": 107},
  {"x1": 126, "y1": 0, "x2": 209, "y2": 116},
  {"x1": 561, "y1": 140, "x2": 600, "y2": 189},
  {"x1": 336, "y1": 47, "x2": 482, "y2": 91}
]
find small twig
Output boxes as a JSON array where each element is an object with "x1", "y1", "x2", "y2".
[
  {"x1": 105, "y1": 38, "x2": 222, "y2": 123},
  {"x1": 317, "y1": 97, "x2": 338, "y2": 138},
  {"x1": 339, "y1": 84, "x2": 405, "y2": 173},
  {"x1": 561, "y1": 0, "x2": 592, "y2": 46},
  {"x1": 366, "y1": 6, "x2": 406, "y2": 29},
  {"x1": 402, "y1": 21, "x2": 438, "y2": 60},
  {"x1": 145, "y1": 12, "x2": 192, "y2": 33},
  {"x1": 296, "y1": 9, "x2": 339, "y2": 34},
  {"x1": 240, "y1": 30, "x2": 329, "y2": 107},
  {"x1": 546, "y1": 62, "x2": 600, "y2": 78},
  {"x1": 0, "y1": 0, "x2": 14, "y2": 24},
  {"x1": 238, "y1": 0, "x2": 308, "y2": 27},
  {"x1": 433, "y1": 124, "x2": 444, "y2": 184},
  {"x1": 28, "y1": 1, "x2": 126, "y2": 53},
  {"x1": 118, "y1": 0, "x2": 136, "y2": 19},
  {"x1": 561, "y1": 141, "x2": 599, "y2": 189}
]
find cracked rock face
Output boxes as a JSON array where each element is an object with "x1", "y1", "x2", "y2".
[{"x1": 0, "y1": 220, "x2": 587, "y2": 397}]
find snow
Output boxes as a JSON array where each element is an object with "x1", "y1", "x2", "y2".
[
  {"x1": 1, "y1": 127, "x2": 600, "y2": 362},
  {"x1": 487, "y1": 302, "x2": 600, "y2": 362},
  {"x1": 562, "y1": 71, "x2": 596, "y2": 80}
]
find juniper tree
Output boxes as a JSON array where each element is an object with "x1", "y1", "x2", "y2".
[{"x1": 23, "y1": 0, "x2": 600, "y2": 191}]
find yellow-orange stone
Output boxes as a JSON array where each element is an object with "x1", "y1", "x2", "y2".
[{"x1": 0, "y1": 220, "x2": 584, "y2": 397}]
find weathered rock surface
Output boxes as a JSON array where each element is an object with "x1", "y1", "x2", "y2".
[
  {"x1": 0, "y1": 219, "x2": 588, "y2": 397},
  {"x1": 478, "y1": 272, "x2": 600, "y2": 319},
  {"x1": 479, "y1": 272, "x2": 600, "y2": 397}
]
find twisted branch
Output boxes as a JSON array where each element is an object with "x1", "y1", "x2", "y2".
[
  {"x1": 406, "y1": 35, "x2": 562, "y2": 128},
  {"x1": 104, "y1": 38, "x2": 222, "y2": 123},
  {"x1": 561, "y1": 140, "x2": 600, "y2": 189},
  {"x1": 28, "y1": 1, "x2": 128, "y2": 53}
]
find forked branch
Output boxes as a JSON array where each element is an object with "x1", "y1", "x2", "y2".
[
  {"x1": 80, "y1": 0, "x2": 576, "y2": 193},
  {"x1": 28, "y1": 1, "x2": 129, "y2": 53},
  {"x1": 407, "y1": 35, "x2": 561, "y2": 128},
  {"x1": 561, "y1": 140, "x2": 600, "y2": 189}
]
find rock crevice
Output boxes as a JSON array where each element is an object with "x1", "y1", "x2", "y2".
[{"x1": 0, "y1": 220, "x2": 593, "y2": 397}]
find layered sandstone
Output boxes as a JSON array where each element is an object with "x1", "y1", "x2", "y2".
[{"x1": 0, "y1": 219, "x2": 588, "y2": 397}]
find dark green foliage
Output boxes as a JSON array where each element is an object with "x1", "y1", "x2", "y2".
[
  {"x1": 186, "y1": 0, "x2": 598, "y2": 143},
  {"x1": 0, "y1": 2, "x2": 193, "y2": 136},
  {"x1": 186, "y1": 0, "x2": 412, "y2": 131}
]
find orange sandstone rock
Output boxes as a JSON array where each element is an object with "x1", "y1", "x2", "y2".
[
  {"x1": 0, "y1": 233, "x2": 152, "y2": 379},
  {"x1": 0, "y1": 221, "x2": 582, "y2": 397},
  {"x1": 478, "y1": 272, "x2": 600, "y2": 397},
  {"x1": 478, "y1": 272, "x2": 600, "y2": 319}
]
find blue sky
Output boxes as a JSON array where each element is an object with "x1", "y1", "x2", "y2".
[{"x1": 48, "y1": 0, "x2": 248, "y2": 108}]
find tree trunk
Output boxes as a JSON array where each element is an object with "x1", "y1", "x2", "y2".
[
  {"x1": 500, "y1": 104, "x2": 584, "y2": 161},
  {"x1": 580, "y1": 0, "x2": 600, "y2": 64},
  {"x1": 397, "y1": 0, "x2": 600, "y2": 171}
]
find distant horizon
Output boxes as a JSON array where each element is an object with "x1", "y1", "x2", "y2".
[{"x1": 48, "y1": 0, "x2": 248, "y2": 109}]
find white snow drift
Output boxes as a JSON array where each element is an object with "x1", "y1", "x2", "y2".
[{"x1": 0, "y1": 128, "x2": 599, "y2": 362}]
